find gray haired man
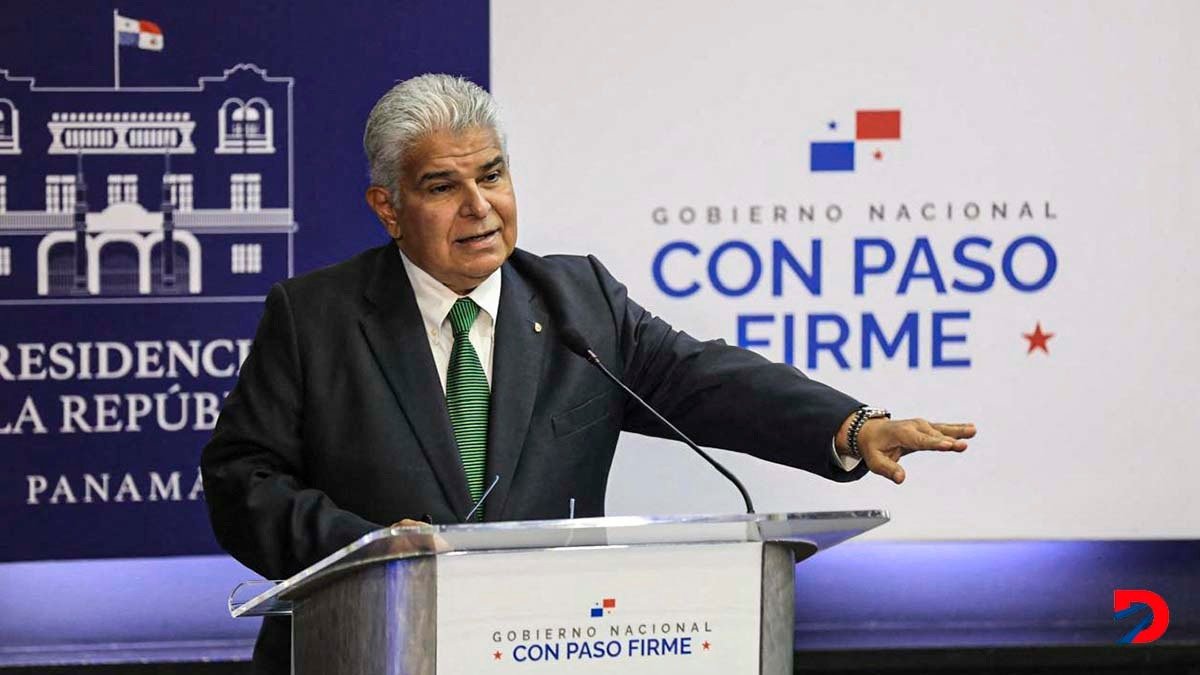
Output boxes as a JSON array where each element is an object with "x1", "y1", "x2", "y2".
[{"x1": 202, "y1": 74, "x2": 975, "y2": 674}]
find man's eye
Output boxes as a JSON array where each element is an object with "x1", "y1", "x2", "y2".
[
  {"x1": 429, "y1": 184, "x2": 452, "y2": 194},
  {"x1": 482, "y1": 171, "x2": 502, "y2": 183}
]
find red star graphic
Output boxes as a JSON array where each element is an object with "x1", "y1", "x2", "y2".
[
  {"x1": 1023, "y1": 322, "x2": 1054, "y2": 354},
  {"x1": 702, "y1": 641, "x2": 711, "y2": 650},
  {"x1": 873, "y1": 149, "x2": 883, "y2": 160},
  {"x1": 493, "y1": 650, "x2": 502, "y2": 660}
]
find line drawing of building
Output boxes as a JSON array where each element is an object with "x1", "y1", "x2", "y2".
[{"x1": 0, "y1": 63, "x2": 295, "y2": 305}]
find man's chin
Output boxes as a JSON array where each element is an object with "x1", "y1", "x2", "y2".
[
  {"x1": 463, "y1": 244, "x2": 511, "y2": 267},
  {"x1": 455, "y1": 255, "x2": 505, "y2": 283}
]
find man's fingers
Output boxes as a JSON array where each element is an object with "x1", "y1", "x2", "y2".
[
  {"x1": 869, "y1": 454, "x2": 906, "y2": 484},
  {"x1": 931, "y1": 422, "x2": 976, "y2": 439},
  {"x1": 904, "y1": 429, "x2": 956, "y2": 450},
  {"x1": 385, "y1": 519, "x2": 452, "y2": 554},
  {"x1": 391, "y1": 518, "x2": 426, "y2": 528},
  {"x1": 899, "y1": 426, "x2": 969, "y2": 452}
]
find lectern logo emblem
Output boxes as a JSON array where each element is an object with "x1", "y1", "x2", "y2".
[
  {"x1": 1113, "y1": 589, "x2": 1169, "y2": 644},
  {"x1": 589, "y1": 597, "x2": 616, "y2": 618}
]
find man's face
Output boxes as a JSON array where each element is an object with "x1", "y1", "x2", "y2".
[{"x1": 367, "y1": 126, "x2": 517, "y2": 294}]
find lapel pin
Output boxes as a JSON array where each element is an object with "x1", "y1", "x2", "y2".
[{"x1": 533, "y1": 321, "x2": 543, "y2": 333}]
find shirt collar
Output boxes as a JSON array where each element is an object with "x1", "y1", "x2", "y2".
[{"x1": 398, "y1": 246, "x2": 502, "y2": 334}]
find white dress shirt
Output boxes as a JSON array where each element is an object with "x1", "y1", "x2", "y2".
[
  {"x1": 399, "y1": 249, "x2": 502, "y2": 392},
  {"x1": 397, "y1": 247, "x2": 858, "y2": 472}
]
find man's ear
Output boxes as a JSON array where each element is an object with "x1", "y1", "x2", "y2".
[{"x1": 365, "y1": 186, "x2": 402, "y2": 240}]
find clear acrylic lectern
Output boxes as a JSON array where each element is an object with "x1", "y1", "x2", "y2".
[{"x1": 229, "y1": 511, "x2": 887, "y2": 675}]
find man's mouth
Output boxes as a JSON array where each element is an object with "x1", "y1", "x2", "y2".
[{"x1": 455, "y1": 229, "x2": 500, "y2": 245}]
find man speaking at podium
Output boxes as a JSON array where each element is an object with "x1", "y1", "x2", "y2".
[{"x1": 201, "y1": 74, "x2": 976, "y2": 673}]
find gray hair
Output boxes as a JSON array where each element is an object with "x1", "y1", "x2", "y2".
[{"x1": 363, "y1": 74, "x2": 504, "y2": 199}]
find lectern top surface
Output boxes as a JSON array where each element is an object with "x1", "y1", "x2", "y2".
[{"x1": 228, "y1": 510, "x2": 888, "y2": 618}]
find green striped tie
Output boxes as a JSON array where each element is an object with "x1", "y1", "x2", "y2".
[{"x1": 445, "y1": 297, "x2": 490, "y2": 514}]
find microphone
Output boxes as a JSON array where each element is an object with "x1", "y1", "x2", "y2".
[
  {"x1": 558, "y1": 325, "x2": 756, "y2": 514},
  {"x1": 465, "y1": 474, "x2": 500, "y2": 522}
]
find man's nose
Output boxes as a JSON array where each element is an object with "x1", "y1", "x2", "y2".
[{"x1": 459, "y1": 183, "x2": 492, "y2": 219}]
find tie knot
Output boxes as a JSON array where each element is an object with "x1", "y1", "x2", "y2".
[{"x1": 447, "y1": 297, "x2": 480, "y2": 337}]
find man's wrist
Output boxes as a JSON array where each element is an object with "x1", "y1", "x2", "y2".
[{"x1": 837, "y1": 407, "x2": 891, "y2": 458}]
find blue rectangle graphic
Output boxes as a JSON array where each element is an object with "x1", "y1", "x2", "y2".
[{"x1": 810, "y1": 141, "x2": 855, "y2": 172}]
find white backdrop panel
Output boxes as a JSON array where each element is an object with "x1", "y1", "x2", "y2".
[{"x1": 491, "y1": 0, "x2": 1200, "y2": 539}]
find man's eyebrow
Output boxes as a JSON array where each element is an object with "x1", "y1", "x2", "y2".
[
  {"x1": 417, "y1": 169, "x2": 455, "y2": 185},
  {"x1": 416, "y1": 156, "x2": 503, "y2": 184}
]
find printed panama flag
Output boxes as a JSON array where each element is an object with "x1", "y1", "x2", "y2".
[
  {"x1": 810, "y1": 109, "x2": 902, "y2": 172},
  {"x1": 589, "y1": 598, "x2": 616, "y2": 618},
  {"x1": 115, "y1": 13, "x2": 164, "y2": 51}
]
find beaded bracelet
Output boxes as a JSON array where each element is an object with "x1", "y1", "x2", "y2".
[
  {"x1": 847, "y1": 409, "x2": 869, "y2": 460},
  {"x1": 847, "y1": 407, "x2": 890, "y2": 460}
]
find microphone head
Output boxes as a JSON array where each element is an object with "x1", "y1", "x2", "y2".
[{"x1": 559, "y1": 326, "x2": 592, "y2": 358}]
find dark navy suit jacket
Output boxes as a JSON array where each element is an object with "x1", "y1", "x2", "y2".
[{"x1": 201, "y1": 244, "x2": 866, "y2": 673}]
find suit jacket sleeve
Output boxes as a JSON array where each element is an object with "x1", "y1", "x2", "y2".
[
  {"x1": 201, "y1": 283, "x2": 380, "y2": 579},
  {"x1": 589, "y1": 257, "x2": 869, "y2": 482}
]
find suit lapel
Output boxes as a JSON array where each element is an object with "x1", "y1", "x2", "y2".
[
  {"x1": 358, "y1": 247, "x2": 473, "y2": 521},
  {"x1": 485, "y1": 262, "x2": 547, "y2": 520}
]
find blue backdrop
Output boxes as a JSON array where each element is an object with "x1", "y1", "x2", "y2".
[{"x1": 0, "y1": 0, "x2": 488, "y2": 562}]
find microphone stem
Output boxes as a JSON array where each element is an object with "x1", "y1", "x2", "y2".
[{"x1": 585, "y1": 350, "x2": 755, "y2": 514}]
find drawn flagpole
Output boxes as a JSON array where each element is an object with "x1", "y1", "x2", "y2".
[{"x1": 113, "y1": 9, "x2": 120, "y2": 89}]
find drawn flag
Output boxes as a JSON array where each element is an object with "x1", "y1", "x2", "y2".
[
  {"x1": 810, "y1": 108, "x2": 903, "y2": 172},
  {"x1": 589, "y1": 598, "x2": 616, "y2": 618},
  {"x1": 115, "y1": 14, "x2": 164, "y2": 51}
]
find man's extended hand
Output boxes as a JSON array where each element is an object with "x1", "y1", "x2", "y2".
[{"x1": 836, "y1": 416, "x2": 976, "y2": 485}]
